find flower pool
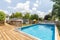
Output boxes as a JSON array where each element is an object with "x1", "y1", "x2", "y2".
[{"x1": 18, "y1": 24, "x2": 55, "y2": 40}]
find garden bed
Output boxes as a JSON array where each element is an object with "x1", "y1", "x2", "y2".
[{"x1": 0, "y1": 21, "x2": 5, "y2": 25}]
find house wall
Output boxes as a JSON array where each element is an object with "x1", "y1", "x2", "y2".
[{"x1": 9, "y1": 21, "x2": 23, "y2": 27}]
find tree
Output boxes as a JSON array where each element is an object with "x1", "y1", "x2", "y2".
[
  {"x1": 52, "y1": 0, "x2": 60, "y2": 20},
  {"x1": 30, "y1": 15, "x2": 34, "y2": 20},
  {"x1": 10, "y1": 13, "x2": 15, "y2": 18},
  {"x1": 0, "y1": 11, "x2": 6, "y2": 21},
  {"x1": 30, "y1": 14, "x2": 39, "y2": 20},
  {"x1": 23, "y1": 13, "x2": 30, "y2": 19},
  {"x1": 44, "y1": 14, "x2": 52, "y2": 20},
  {"x1": 39, "y1": 17, "x2": 43, "y2": 21},
  {"x1": 52, "y1": 0, "x2": 60, "y2": 2},
  {"x1": 10, "y1": 12, "x2": 23, "y2": 18},
  {"x1": 15, "y1": 12, "x2": 22, "y2": 18}
]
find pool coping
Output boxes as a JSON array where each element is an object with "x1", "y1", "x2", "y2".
[
  {"x1": 55, "y1": 25, "x2": 57, "y2": 40},
  {"x1": 55, "y1": 25, "x2": 60, "y2": 40},
  {"x1": 15, "y1": 24, "x2": 56, "y2": 40},
  {"x1": 18, "y1": 30, "x2": 41, "y2": 40},
  {"x1": 15, "y1": 27, "x2": 40, "y2": 40}
]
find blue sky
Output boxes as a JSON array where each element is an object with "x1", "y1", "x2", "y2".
[{"x1": 0, "y1": 0, "x2": 54, "y2": 17}]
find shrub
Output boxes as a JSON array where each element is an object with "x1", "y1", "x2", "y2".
[{"x1": 0, "y1": 11, "x2": 6, "y2": 21}]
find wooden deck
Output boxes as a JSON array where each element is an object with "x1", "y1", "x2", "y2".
[
  {"x1": 56, "y1": 27, "x2": 60, "y2": 40},
  {"x1": 0, "y1": 23, "x2": 60, "y2": 40},
  {"x1": 0, "y1": 23, "x2": 37, "y2": 40},
  {"x1": 0, "y1": 30, "x2": 37, "y2": 40}
]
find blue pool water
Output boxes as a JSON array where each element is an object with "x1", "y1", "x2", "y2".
[{"x1": 18, "y1": 24, "x2": 55, "y2": 40}]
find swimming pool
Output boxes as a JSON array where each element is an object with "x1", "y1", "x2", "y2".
[{"x1": 18, "y1": 24, "x2": 55, "y2": 40}]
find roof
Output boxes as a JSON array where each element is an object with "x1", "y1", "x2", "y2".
[{"x1": 10, "y1": 18, "x2": 23, "y2": 21}]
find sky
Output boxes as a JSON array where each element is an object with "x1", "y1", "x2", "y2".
[{"x1": 0, "y1": 0, "x2": 54, "y2": 18}]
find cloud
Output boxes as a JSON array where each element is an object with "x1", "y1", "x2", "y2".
[
  {"x1": 34, "y1": 3, "x2": 38, "y2": 7},
  {"x1": 5, "y1": 0, "x2": 11, "y2": 3},
  {"x1": 36, "y1": 11, "x2": 48, "y2": 18},
  {"x1": 32, "y1": 7, "x2": 37, "y2": 11},
  {"x1": 48, "y1": 9, "x2": 52, "y2": 13},
  {"x1": 8, "y1": 1, "x2": 31, "y2": 14},
  {"x1": 8, "y1": 6, "x2": 13, "y2": 9},
  {"x1": 7, "y1": 0, "x2": 52, "y2": 18},
  {"x1": 0, "y1": 9, "x2": 9, "y2": 14},
  {"x1": 14, "y1": 1, "x2": 30, "y2": 11},
  {"x1": 14, "y1": 3, "x2": 24, "y2": 9},
  {"x1": 36, "y1": 0, "x2": 39, "y2": 3},
  {"x1": 26, "y1": 1, "x2": 30, "y2": 4}
]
